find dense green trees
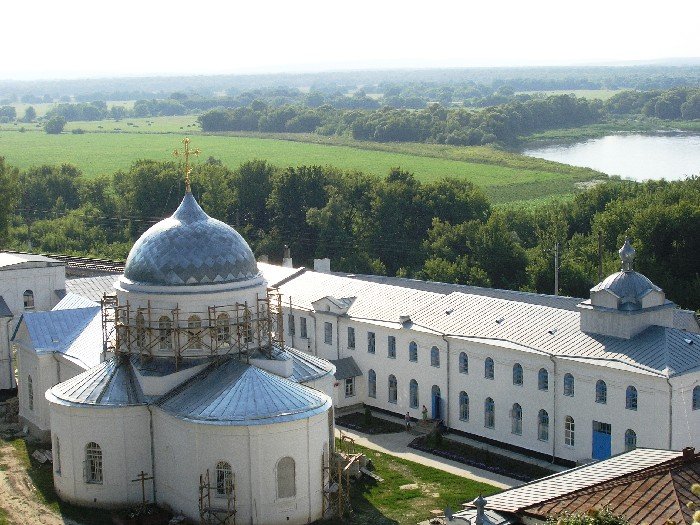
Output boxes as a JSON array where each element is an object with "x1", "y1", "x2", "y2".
[{"x1": 44, "y1": 116, "x2": 66, "y2": 134}]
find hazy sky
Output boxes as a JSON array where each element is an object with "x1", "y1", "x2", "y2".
[{"x1": 4, "y1": 0, "x2": 700, "y2": 80}]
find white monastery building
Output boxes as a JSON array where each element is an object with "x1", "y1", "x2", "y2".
[{"x1": 7, "y1": 170, "x2": 700, "y2": 521}]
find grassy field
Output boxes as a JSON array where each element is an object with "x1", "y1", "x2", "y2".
[{"x1": 0, "y1": 126, "x2": 606, "y2": 205}]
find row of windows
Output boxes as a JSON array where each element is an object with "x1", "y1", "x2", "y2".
[{"x1": 287, "y1": 314, "x2": 308, "y2": 339}]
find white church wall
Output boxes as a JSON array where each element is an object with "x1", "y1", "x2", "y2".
[
  {"x1": 0, "y1": 264, "x2": 65, "y2": 314},
  {"x1": 0, "y1": 320, "x2": 13, "y2": 390},
  {"x1": 49, "y1": 403, "x2": 151, "y2": 508},
  {"x1": 670, "y1": 372, "x2": 700, "y2": 451}
]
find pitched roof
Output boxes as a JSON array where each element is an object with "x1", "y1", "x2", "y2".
[
  {"x1": 283, "y1": 346, "x2": 335, "y2": 383},
  {"x1": 0, "y1": 297, "x2": 12, "y2": 318},
  {"x1": 456, "y1": 448, "x2": 682, "y2": 519},
  {"x1": 330, "y1": 357, "x2": 363, "y2": 380},
  {"x1": 0, "y1": 252, "x2": 63, "y2": 270},
  {"x1": 52, "y1": 292, "x2": 99, "y2": 310},
  {"x1": 65, "y1": 275, "x2": 117, "y2": 302}
]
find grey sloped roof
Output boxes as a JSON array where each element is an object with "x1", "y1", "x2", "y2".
[
  {"x1": 157, "y1": 357, "x2": 331, "y2": 425},
  {"x1": 48, "y1": 357, "x2": 145, "y2": 407},
  {"x1": 0, "y1": 252, "x2": 63, "y2": 270},
  {"x1": 257, "y1": 263, "x2": 306, "y2": 287},
  {"x1": 591, "y1": 270, "x2": 661, "y2": 310},
  {"x1": 456, "y1": 448, "x2": 680, "y2": 515},
  {"x1": 410, "y1": 292, "x2": 700, "y2": 377},
  {"x1": 123, "y1": 192, "x2": 259, "y2": 286},
  {"x1": 65, "y1": 275, "x2": 117, "y2": 301},
  {"x1": 330, "y1": 357, "x2": 363, "y2": 380},
  {"x1": 283, "y1": 346, "x2": 335, "y2": 383},
  {"x1": 0, "y1": 297, "x2": 12, "y2": 317},
  {"x1": 52, "y1": 292, "x2": 99, "y2": 310}
]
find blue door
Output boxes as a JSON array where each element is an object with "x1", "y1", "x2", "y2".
[
  {"x1": 592, "y1": 421, "x2": 611, "y2": 460},
  {"x1": 432, "y1": 385, "x2": 441, "y2": 420}
]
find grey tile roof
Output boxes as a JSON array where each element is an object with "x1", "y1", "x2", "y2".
[
  {"x1": 48, "y1": 357, "x2": 145, "y2": 407},
  {"x1": 330, "y1": 357, "x2": 363, "y2": 380},
  {"x1": 52, "y1": 293, "x2": 99, "y2": 310},
  {"x1": 283, "y1": 346, "x2": 335, "y2": 383},
  {"x1": 0, "y1": 297, "x2": 12, "y2": 318},
  {"x1": 258, "y1": 263, "x2": 306, "y2": 287},
  {"x1": 410, "y1": 292, "x2": 700, "y2": 377},
  {"x1": 157, "y1": 357, "x2": 331, "y2": 425},
  {"x1": 456, "y1": 448, "x2": 681, "y2": 515},
  {"x1": 65, "y1": 276, "x2": 117, "y2": 301},
  {"x1": 123, "y1": 192, "x2": 259, "y2": 286}
]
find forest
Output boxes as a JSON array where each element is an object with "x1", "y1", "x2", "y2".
[{"x1": 0, "y1": 156, "x2": 697, "y2": 311}]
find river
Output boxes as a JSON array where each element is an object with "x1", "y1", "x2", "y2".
[{"x1": 522, "y1": 133, "x2": 700, "y2": 181}]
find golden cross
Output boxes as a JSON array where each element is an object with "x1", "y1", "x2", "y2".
[{"x1": 173, "y1": 137, "x2": 201, "y2": 193}]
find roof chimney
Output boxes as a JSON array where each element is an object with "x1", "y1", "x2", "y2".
[
  {"x1": 314, "y1": 258, "x2": 331, "y2": 273},
  {"x1": 682, "y1": 446, "x2": 695, "y2": 462},
  {"x1": 282, "y1": 245, "x2": 293, "y2": 268}
]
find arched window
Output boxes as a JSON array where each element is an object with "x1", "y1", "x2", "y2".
[
  {"x1": 368, "y1": 369, "x2": 376, "y2": 398},
  {"x1": 459, "y1": 391, "x2": 469, "y2": 421},
  {"x1": 694, "y1": 386, "x2": 700, "y2": 410},
  {"x1": 216, "y1": 461, "x2": 233, "y2": 497},
  {"x1": 409, "y1": 341, "x2": 418, "y2": 362},
  {"x1": 430, "y1": 346, "x2": 440, "y2": 367},
  {"x1": 23, "y1": 290, "x2": 34, "y2": 310},
  {"x1": 513, "y1": 363, "x2": 523, "y2": 386},
  {"x1": 216, "y1": 313, "x2": 230, "y2": 344},
  {"x1": 538, "y1": 368, "x2": 549, "y2": 391},
  {"x1": 459, "y1": 352, "x2": 468, "y2": 374},
  {"x1": 565, "y1": 416, "x2": 575, "y2": 446},
  {"x1": 564, "y1": 373, "x2": 575, "y2": 397},
  {"x1": 27, "y1": 375, "x2": 33, "y2": 411},
  {"x1": 158, "y1": 315, "x2": 172, "y2": 349},
  {"x1": 511, "y1": 403, "x2": 522, "y2": 435},
  {"x1": 276, "y1": 457, "x2": 296, "y2": 499},
  {"x1": 188, "y1": 315, "x2": 202, "y2": 348},
  {"x1": 624, "y1": 429, "x2": 637, "y2": 452},
  {"x1": 409, "y1": 379, "x2": 419, "y2": 408},
  {"x1": 538, "y1": 409, "x2": 549, "y2": 441},
  {"x1": 85, "y1": 442, "x2": 103, "y2": 484},
  {"x1": 625, "y1": 386, "x2": 638, "y2": 410},
  {"x1": 484, "y1": 397, "x2": 495, "y2": 428},
  {"x1": 136, "y1": 312, "x2": 146, "y2": 348},
  {"x1": 595, "y1": 380, "x2": 607, "y2": 404},
  {"x1": 485, "y1": 357, "x2": 494, "y2": 379},
  {"x1": 388, "y1": 375, "x2": 397, "y2": 404}
]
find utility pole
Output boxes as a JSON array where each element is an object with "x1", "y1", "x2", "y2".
[
  {"x1": 554, "y1": 242, "x2": 560, "y2": 296},
  {"x1": 598, "y1": 230, "x2": 603, "y2": 282}
]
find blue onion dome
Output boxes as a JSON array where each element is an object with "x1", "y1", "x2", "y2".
[{"x1": 124, "y1": 192, "x2": 259, "y2": 286}]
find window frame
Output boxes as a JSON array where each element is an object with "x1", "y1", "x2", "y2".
[
  {"x1": 564, "y1": 416, "x2": 575, "y2": 447},
  {"x1": 409, "y1": 341, "x2": 418, "y2": 362},
  {"x1": 459, "y1": 352, "x2": 468, "y2": 374},
  {"x1": 216, "y1": 461, "x2": 233, "y2": 497},
  {"x1": 299, "y1": 317, "x2": 307, "y2": 338},
  {"x1": 430, "y1": 346, "x2": 440, "y2": 368},
  {"x1": 23, "y1": 290, "x2": 34, "y2": 310},
  {"x1": 368, "y1": 369, "x2": 376, "y2": 398},
  {"x1": 484, "y1": 397, "x2": 495, "y2": 428},
  {"x1": 367, "y1": 331, "x2": 375, "y2": 354},
  {"x1": 287, "y1": 313, "x2": 295, "y2": 336},
  {"x1": 485, "y1": 357, "x2": 494, "y2": 380},
  {"x1": 344, "y1": 377, "x2": 355, "y2": 398},
  {"x1": 276, "y1": 457, "x2": 296, "y2": 499},
  {"x1": 595, "y1": 380, "x2": 607, "y2": 404},
  {"x1": 512, "y1": 363, "x2": 523, "y2": 386},
  {"x1": 538, "y1": 368, "x2": 549, "y2": 391},
  {"x1": 624, "y1": 429, "x2": 637, "y2": 452},
  {"x1": 563, "y1": 373, "x2": 575, "y2": 397},
  {"x1": 85, "y1": 442, "x2": 103, "y2": 484},
  {"x1": 409, "y1": 379, "x2": 419, "y2": 409},
  {"x1": 625, "y1": 385, "x2": 638, "y2": 410},
  {"x1": 693, "y1": 386, "x2": 700, "y2": 410},
  {"x1": 388, "y1": 336, "x2": 396, "y2": 359},
  {"x1": 323, "y1": 322, "x2": 333, "y2": 345},
  {"x1": 459, "y1": 391, "x2": 469, "y2": 421},
  {"x1": 347, "y1": 326, "x2": 355, "y2": 349},
  {"x1": 511, "y1": 403, "x2": 522, "y2": 435},
  {"x1": 388, "y1": 375, "x2": 397, "y2": 404},
  {"x1": 538, "y1": 409, "x2": 549, "y2": 442}
]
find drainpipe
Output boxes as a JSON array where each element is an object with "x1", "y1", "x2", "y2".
[
  {"x1": 310, "y1": 312, "x2": 318, "y2": 357},
  {"x1": 549, "y1": 355, "x2": 557, "y2": 463},
  {"x1": 441, "y1": 334, "x2": 450, "y2": 429},
  {"x1": 6, "y1": 317, "x2": 14, "y2": 389},
  {"x1": 666, "y1": 376, "x2": 673, "y2": 449},
  {"x1": 336, "y1": 317, "x2": 340, "y2": 361},
  {"x1": 146, "y1": 405, "x2": 157, "y2": 503}
]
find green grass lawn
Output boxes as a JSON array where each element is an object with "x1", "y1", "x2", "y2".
[
  {"x1": 325, "y1": 442, "x2": 499, "y2": 525},
  {"x1": 0, "y1": 127, "x2": 605, "y2": 205}
]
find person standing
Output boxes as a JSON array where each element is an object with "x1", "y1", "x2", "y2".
[
  {"x1": 405, "y1": 411, "x2": 411, "y2": 431},
  {"x1": 422, "y1": 405, "x2": 428, "y2": 421}
]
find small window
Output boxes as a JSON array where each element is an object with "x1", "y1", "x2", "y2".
[
  {"x1": 626, "y1": 386, "x2": 638, "y2": 410},
  {"x1": 485, "y1": 357, "x2": 494, "y2": 380},
  {"x1": 388, "y1": 375, "x2": 397, "y2": 404},
  {"x1": 538, "y1": 368, "x2": 548, "y2": 391},
  {"x1": 23, "y1": 290, "x2": 34, "y2": 310},
  {"x1": 564, "y1": 373, "x2": 575, "y2": 397},
  {"x1": 430, "y1": 346, "x2": 440, "y2": 367},
  {"x1": 484, "y1": 397, "x2": 495, "y2": 428},
  {"x1": 324, "y1": 322, "x2": 332, "y2": 344},
  {"x1": 388, "y1": 336, "x2": 396, "y2": 358},
  {"x1": 694, "y1": 386, "x2": 700, "y2": 410},
  {"x1": 159, "y1": 316, "x2": 172, "y2": 349},
  {"x1": 565, "y1": 416, "x2": 575, "y2": 446},
  {"x1": 27, "y1": 375, "x2": 33, "y2": 411},
  {"x1": 216, "y1": 313, "x2": 230, "y2": 344},
  {"x1": 367, "y1": 332, "x2": 375, "y2": 354},
  {"x1": 596, "y1": 380, "x2": 607, "y2": 404},
  {"x1": 409, "y1": 379, "x2": 419, "y2": 409},
  {"x1": 511, "y1": 403, "x2": 522, "y2": 435},
  {"x1": 347, "y1": 327, "x2": 355, "y2": 349},
  {"x1": 216, "y1": 461, "x2": 233, "y2": 497},
  {"x1": 624, "y1": 429, "x2": 637, "y2": 452},
  {"x1": 459, "y1": 391, "x2": 469, "y2": 421},
  {"x1": 513, "y1": 363, "x2": 523, "y2": 386},
  {"x1": 276, "y1": 457, "x2": 296, "y2": 499},
  {"x1": 85, "y1": 442, "x2": 103, "y2": 484},
  {"x1": 345, "y1": 377, "x2": 355, "y2": 397},
  {"x1": 287, "y1": 314, "x2": 295, "y2": 336},
  {"x1": 300, "y1": 317, "x2": 308, "y2": 338},
  {"x1": 459, "y1": 352, "x2": 468, "y2": 374},
  {"x1": 409, "y1": 341, "x2": 418, "y2": 362},
  {"x1": 187, "y1": 315, "x2": 202, "y2": 348},
  {"x1": 538, "y1": 409, "x2": 549, "y2": 441},
  {"x1": 54, "y1": 436, "x2": 61, "y2": 475},
  {"x1": 368, "y1": 369, "x2": 376, "y2": 398}
]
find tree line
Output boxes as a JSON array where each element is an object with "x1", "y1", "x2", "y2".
[{"x1": 0, "y1": 156, "x2": 697, "y2": 311}]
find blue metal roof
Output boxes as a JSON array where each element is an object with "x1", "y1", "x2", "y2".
[
  {"x1": 48, "y1": 357, "x2": 145, "y2": 407},
  {"x1": 52, "y1": 293, "x2": 99, "y2": 310},
  {"x1": 157, "y1": 357, "x2": 331, "y2": 425},
  {"x1": 0, "y1": 296, "x2": 12, "y2": 317},
  {"x1": 123, "y1": 192, "x2": 259, "y2": 286},
  {"x1": 285, "y1": 346, "x2": 335, "y2": 383}
]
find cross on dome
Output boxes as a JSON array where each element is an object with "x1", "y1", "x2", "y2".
[
  {"x1": 172, "y1": 137, "x2": 201, "y2": 193},
  {"x1": 619, "y1": 237, "x2": 636, "y2": 272}
]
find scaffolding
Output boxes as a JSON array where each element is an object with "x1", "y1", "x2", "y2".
[
  {"x1": 100, "y1": 288, "x2": 286, "y2": 369},
  {"x1": 199, "y1": 469, "x2": 236, "y2": 525}
]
